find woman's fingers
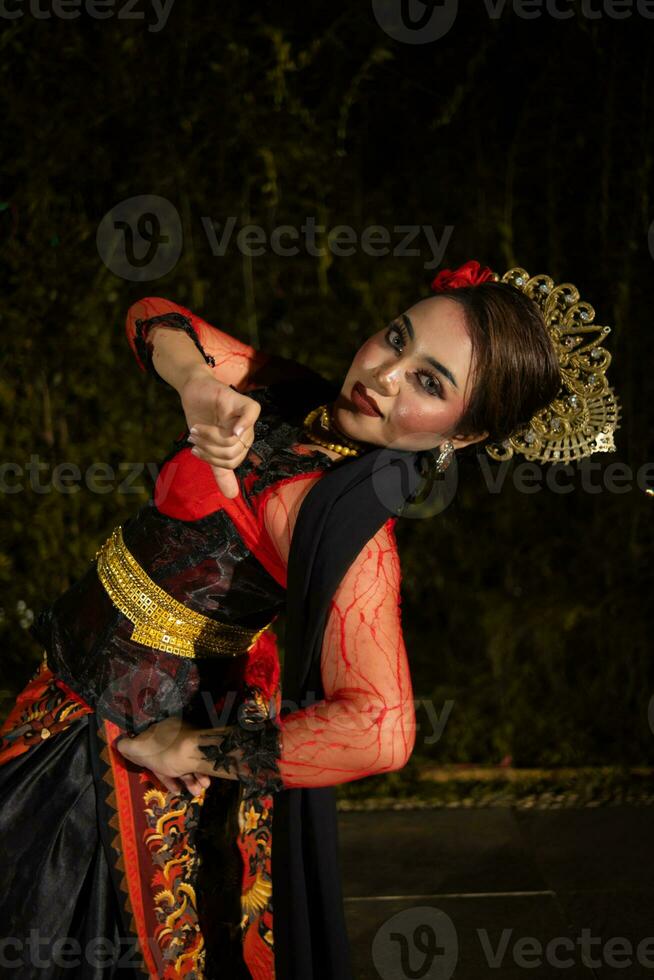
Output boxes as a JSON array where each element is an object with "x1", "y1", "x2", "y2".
[
  {"x1": 189, "y1": 438, "x2": 250, "y2": 461},
  {"x1": 187, "y1": 423, "x2": 256, "y2": 498},
  {"x1": 231, "y1": 397, "x2": 261, "y2": 438},
  {"x1": 208, "y1": 386, "x2": 261, "y2": 438},
  {"x1": 189, "y1": 444, "x2": 249, "y2": 468},
  {"x1": 150, "y1": 769, "x2": 211, "y2": 797},
  {"x1": 182, "y1": 389, "x2": 261, "y2": 502},
  {"x1": 188, "y1": 424, "x2": 254, "y2": 454},
  {"x1": 181, "y1": 772, "x2": 211, "y2": 796},
  {"x1": 211, "y1": 466, "x2": 240, "y2": 499},
  {"x1": 180, "y1": 375, "x2": 262, "y2": 460},
  {"x1": 188, "y1": 423, "x2": 242, "y2": 448},
  {"x1": 150, "y1": 769, "x2": 184, "y2": 796}
]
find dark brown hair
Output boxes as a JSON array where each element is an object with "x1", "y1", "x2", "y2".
[{"x1": 431, "y1": 281, "x2": 562, "y2": 447}]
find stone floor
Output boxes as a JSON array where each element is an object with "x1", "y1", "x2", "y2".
[{"x1": 338, "y1": 805, "x2": 654, "y2": 979}]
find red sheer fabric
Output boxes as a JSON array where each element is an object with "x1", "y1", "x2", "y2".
[
  {"x1": 254, "y1": 478, "x2": 416, "y2": 789},
  {"x1": 126, "y1": 295, "x2": 269, "y2": 391}
]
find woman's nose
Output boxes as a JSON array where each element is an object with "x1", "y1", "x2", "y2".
[{"x1": 373, "y1": 361, "x2": 401, "y2": 396}]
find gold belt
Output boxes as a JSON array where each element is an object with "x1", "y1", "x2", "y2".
[{"x1": 95, "y1": 525, "x2": 269, "y2": 659}]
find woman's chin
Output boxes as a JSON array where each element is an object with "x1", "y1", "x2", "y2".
[{"x1": 331, "y1": 403, "x2": 384, "y2": 446}]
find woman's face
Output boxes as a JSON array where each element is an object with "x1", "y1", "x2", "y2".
[{"x1": 332, "y1": 295, "x2": 488, "y2": 452}]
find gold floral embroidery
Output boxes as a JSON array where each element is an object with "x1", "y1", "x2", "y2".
[{"x1": 143, "y1": 784, "x2": 207, "y2": 976}]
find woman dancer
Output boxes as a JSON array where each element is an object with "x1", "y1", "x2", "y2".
[{"x1": 0, "y1": 261, "x2": 620, "y2": 980}]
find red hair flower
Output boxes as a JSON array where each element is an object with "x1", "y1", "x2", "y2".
[{"x1": 430, "y1": 259, "x2": 497, "y2": 293}]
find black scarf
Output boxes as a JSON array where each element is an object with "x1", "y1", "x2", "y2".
[{"x1": 271, "y1": 445, "x2": 424, "y2": 979}]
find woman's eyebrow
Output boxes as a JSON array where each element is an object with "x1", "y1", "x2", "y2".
[
  {"x1": 400, "y1": 313, "x2": 415, "y2": 341},
  {"x1": 402, "y1": 313, "x2": 459, "y2": 390}
]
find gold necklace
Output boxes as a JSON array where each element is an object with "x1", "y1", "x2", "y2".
[{"x1": 302, "y1": 404, "x2": 364, "y2": 458}]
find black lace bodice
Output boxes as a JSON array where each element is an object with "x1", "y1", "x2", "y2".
[{"x1": 31, "y1": 378, "x2": 339, "y2": 733}]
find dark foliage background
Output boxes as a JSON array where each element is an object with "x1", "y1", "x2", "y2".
[{"x1": 1, "y1": 0, "x2": 653, "y2": 766}]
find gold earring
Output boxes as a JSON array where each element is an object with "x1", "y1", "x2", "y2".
[{"x1": 435, "y1": 440, "x2": 455, "y2": 472}]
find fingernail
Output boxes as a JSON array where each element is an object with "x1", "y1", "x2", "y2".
[
  {"x1": 233, "y1": 425, "x2": 244, "y2": 437},
  {"x1": 190, "y1": 447, "x2": 199, "y2": 456},
  {"x1": 190, "y1": 426, "x2": 198, "y2": 435}
]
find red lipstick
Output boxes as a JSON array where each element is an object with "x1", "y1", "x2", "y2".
[{"x1": 351, "y1": 381, "x2": 382, "y2": 418}]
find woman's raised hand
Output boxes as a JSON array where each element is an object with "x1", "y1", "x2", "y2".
[{"x1": 178, "y1": 366, "x2": 261, "y2": 499}]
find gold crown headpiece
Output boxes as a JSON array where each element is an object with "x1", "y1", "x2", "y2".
[{"x1": 431, "y1": 262, "x2": 622, "y2": 464}]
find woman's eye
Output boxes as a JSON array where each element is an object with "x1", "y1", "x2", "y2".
[
  {"x1": 386, "y1": 326, "x2": 404, "y2": 351},
  {"x1": 416, "y1": 371, "x2": 443, "y2": 397}
]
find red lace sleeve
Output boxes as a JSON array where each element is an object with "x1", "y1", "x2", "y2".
[
  {"x1": 274, "y1": 517, "x2": 415, "y2": 789},
  {"x1": 125, "y1": 296, "x2": 269, "y2": 390},
  {"x1": 196, "y1": 477, "x2": 416, "y2": 793}
]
